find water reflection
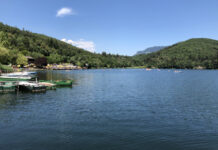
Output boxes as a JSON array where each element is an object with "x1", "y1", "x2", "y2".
[
  {"x1": 0, "y1": 69, "x2": 218, "y2": 150},
  {"x1": 0, "y1": 94, "x2": 18, "y2": 108},
  {"x1": 37, "y1": 70, "x2": 76, "y2": 80}
]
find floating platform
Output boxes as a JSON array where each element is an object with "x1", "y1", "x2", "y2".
[
  {"x1": 0, "y1": 79, "x2": 74, "y2": 94},
  {"x1": 18, "y1": 81, "x2": 46, "y2": 93}
]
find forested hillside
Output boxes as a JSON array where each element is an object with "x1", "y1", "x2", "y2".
[
  {"x1": 1, "y1": 22, "x2": 218, "y2": 69},
  {"x1": 0, "y1": 22, "x2": 141, "y2": 68},
  {"x1": 134, "y1": 38, "x2": 218, "y2": 69}
]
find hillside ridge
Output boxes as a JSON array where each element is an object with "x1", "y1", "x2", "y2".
[{"x1": 134, "y1": 38, "x2": 218, "y2": 69}]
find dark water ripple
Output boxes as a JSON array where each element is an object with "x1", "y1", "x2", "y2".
[{"x1": 0, "y1": 69, "x2": 218, "y2": 150}]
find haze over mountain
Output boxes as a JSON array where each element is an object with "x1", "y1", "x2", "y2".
[{"x1": 135, "y1": 46, "x2": 167, "y2": 55}]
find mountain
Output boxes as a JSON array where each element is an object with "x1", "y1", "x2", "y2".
[
  {"x1": 134, "y1": 38, "x2": 218, "y2": 69},
  {"x1": 135, "y1": 46, "x2": 167, "y2": 55},
  {"x1": 1, "y1": 22, "x2": 218, "y2": 69},
  {"x1": 0, "y1": 22, "x2": 141, "y2": 68}
]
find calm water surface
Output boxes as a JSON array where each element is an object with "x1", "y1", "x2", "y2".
[{"x1": 0, "y1": 69, "x2": 218, "y2": 150}]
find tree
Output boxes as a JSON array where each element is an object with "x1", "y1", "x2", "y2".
[
  {"x1": 102, "y1": 51, "x2": 107, "y2": 56},
  {"x1": 30, "y1": 52, "x2": 44, "y2": 59},
  {"x1": 0, "y1": 46, "x2": 10, "y2": 64},
  {"x1": 0, "y1": 22, "x2": 142, "y2": 68},
  {"x1": 16, "y1": 53, "x2": 28, "y2": 66},
  {"x1": 9, "y1": 49, "x2": 19, "y2": 65},
  {"x1": 47, "y1": 53, "x2": 62, "y2": 64},
  {"x1": 76, "y1": 61, "x2": 81, "y2": 66}
]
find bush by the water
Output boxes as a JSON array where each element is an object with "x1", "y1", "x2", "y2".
[{"x1": 0, "y1": 64, "x2": 13, "y2": 73}]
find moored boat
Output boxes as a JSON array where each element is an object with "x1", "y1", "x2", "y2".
[
  {"x1": 0, "y1": 82, "x2": 17, "y2": 93},
  {"x1": 1, "y1": 71, "x2": 36, "y2": 76},
  {"x1": 0, "y1": 71, "x2": 37, "y2": 81},
  {"x1": 146, "y1": 68, "x2": 152, "y2": 71},
  {"x1": 174, "y1": 70, "x2": 182, "y2": 73},
  {"x1": 0, "y1": 76, "x2": 32, "y2": 81},
  {"x1": 18, "y1": 81, "x2": 46, "y2": 93},
  {"x1": 38, "y1": 82, "x2": 56, "y2": 90},
  {"x1": 39, "y1": 80, "x2": 73, "y2": 86}
]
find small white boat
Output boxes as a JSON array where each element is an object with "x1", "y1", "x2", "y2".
[
  {"x1": 18, "y1": 81, "x2": 40, "y2": 86},
  {"x1": 2, "y1": 71, "x2": 36, "y2": 76},
  {"x1": 174, "y1": 70, "x2": 182, "y2": 73},
  {"x1": 146, "y1": 68, "x2": 152, "y2": 71},
  {"x1": 39, "y1": 82, "x2": 56, "y2": 90},
  {"x1": 0, "y1": 76, "x2": 32, "y2": 81},
  {"x1": 39, "y1": 82, "x2": 56, "y2": 87}
]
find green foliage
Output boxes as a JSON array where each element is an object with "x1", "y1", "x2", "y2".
[
  {"x1": 134, "y1": 38, "x2": 218, "y2": 69},
  {"x1": 8, "y1": 49, "x2": 20, "y2": 65},
  {"x1": 0, "y1": 64, "x2": 13, "y2": 73},
  {"x1": 0, "y1": 46, "x2": 10, "y2": 64},
  {"x1": 1, "y1": 22, "x2": 218, "y2": 69},
  {"x1": 16, "y1": 53, "x2": 28, "y2": 66},
  {"x1": 47, "y1": 53, "x2": 63, "y2": 64},
  {"x1": 0, "y1": 22, "x2": 140, "y2": 68},
  {"x1": 30, "y1": 52, "x2": 44, "y2": 59}
]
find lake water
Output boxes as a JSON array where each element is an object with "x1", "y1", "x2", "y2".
[{"x1": 0, "y1": 69, "x2": 218, "y2": 150}]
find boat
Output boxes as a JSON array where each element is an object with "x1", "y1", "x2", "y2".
[
  {"x1": 39, "y1": 80, "x2": 73, "y2": 86},
  {"x1": 0, "y1": 71, "x2": 36, "y2": 81},
  {"x1": 174, "y1": 70, "x2": 182, "y2": 73},
  {"x1": 38, "y1": 82, "x2": 56, "y2": 90},
  {"x1": 0, "y1": 76, "x2": 32, "y2": 81},
  {"x1": 53, "y1": 80, "x2": 73, "y2": 86},
  {"x1": 18, "y1": 81, "x2": 46, "y2": 93},
  {"x1": 0, "y1": 82, "x2": 17, "y2": 93},
  {"x1": 1, "y1": 71, "x2": 36, "y2": 76},
  {"x1": 146, "y1": 68, "x2": 152, "y2": 71}
]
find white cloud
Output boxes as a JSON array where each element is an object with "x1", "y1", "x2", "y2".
[
  {"x1": 56, "y1": 7, "x2": 75, "y2": 17},
  {"x1": 61, "y1": 38, "x2": 95, "y2": 52}
]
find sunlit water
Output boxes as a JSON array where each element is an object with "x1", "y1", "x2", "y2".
[{"x1": 0, "y1": 69, "x2": 218, "y2": 150}]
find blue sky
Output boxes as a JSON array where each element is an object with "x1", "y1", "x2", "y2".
[{"x1": 0, "y1": 0, "x2": 218, "y2": 55}]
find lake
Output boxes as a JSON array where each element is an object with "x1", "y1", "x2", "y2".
[{"x1": 0, "y1": 69, "x2": 218, "y2": 150}]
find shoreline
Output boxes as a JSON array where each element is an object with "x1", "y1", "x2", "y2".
[
  {"x1": 18, "y1": 67, "x2": 218, "y2": 71},
  {"x1": 1, "y1": 65, "x2": 217, "y2": 74}
]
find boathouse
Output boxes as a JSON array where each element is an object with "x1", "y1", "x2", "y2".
[{"x1": 25, "y1": 56, "x2": 35, "y2": 64}]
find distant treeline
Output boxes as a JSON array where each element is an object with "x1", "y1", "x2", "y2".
[
  {"x1": 0, "y1": 22, "x2": 141, "y2": 68},
  {"x1": 1, "y1": 22, "x2": 218, "y2": 69}
]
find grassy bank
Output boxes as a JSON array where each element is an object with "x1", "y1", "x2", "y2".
[
  {"x1": 126, "y1": 66, "x2": 146, "y2": 69},
  {"x1": 0, "y1": 64, "x2": 13, "y2": 73}
]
